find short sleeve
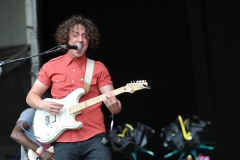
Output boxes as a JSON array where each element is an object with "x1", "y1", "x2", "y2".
[
  {"x1": 94, "y1": 62, "x2": 113, "y2": 88},
  {"x1": 38, "y1": 64, "x2": 52, "y2": 86}
]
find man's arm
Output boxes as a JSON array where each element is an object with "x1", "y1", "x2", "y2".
[
  {"x1": 10, "y1": 121, "x2": 54, "y2": 160},
  {"x1": 26, "y1": 79, "x2": 63, "y2": 114},
  {"x1": 99, "y1": 84, "x2": 122, "y2": 114}
]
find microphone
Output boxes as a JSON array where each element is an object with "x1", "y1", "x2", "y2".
[{"x1": 60, "y1": 44, "x2": 82, "y2": 50}]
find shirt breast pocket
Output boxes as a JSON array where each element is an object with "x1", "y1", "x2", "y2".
[
  {"x1": 51, "y1": 75, "x2": 66, "y2": 96},
  {"x1": 52, "y1": 75, "x2": 66, "y2": 84}
]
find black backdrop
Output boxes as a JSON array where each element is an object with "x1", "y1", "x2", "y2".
[{"x1": 35, "y1": 0, "x2": 240, "y2": 159}]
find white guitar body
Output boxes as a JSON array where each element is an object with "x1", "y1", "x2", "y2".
[
  {"x1": 34, "y1": 88, "x2": 85, "y2": 143},
  {"x1": 28, "y1": 146, "x2": 54, "y2": 160},
  {"x1": 33, "y1": 81, "x2": 150, "y2": 144}
]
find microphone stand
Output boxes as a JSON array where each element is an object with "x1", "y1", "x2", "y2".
[{"x1": 0, "y1": 45, "x2": 64, "y2": 76}]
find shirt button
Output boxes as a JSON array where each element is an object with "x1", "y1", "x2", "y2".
[
  {"x1": 56, "y1": 80, "x2": 59, "y2": 82},
  {"x1": 73, "y1": 69, "x2": 75, "y2": 72},
  {"x1": 72, "y1": 80, "x2": 74, "y2": 82}
]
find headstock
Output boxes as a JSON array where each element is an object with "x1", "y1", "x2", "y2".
[{"x1": 124, "y1": 80, "x2": 151, "y2": 93}]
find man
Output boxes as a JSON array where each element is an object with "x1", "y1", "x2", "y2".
[
  {"x1": 10, "y1": 108, "x2": 54, "y2": 160},
  {"x1": 26, "y1": 14, "x2": 122, "y2": 160}
]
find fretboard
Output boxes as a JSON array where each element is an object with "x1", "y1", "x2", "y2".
[{"x1": 68, "y1": 86, "x2": 126, "y2": 114}]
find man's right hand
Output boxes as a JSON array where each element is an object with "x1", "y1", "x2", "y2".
[{"x1": 41, "y1": 100, "x2": 64, "y2": 115}]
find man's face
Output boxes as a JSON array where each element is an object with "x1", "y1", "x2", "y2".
[{"x1": 68, "y1": 24, "x2": 89, "y2": 58}]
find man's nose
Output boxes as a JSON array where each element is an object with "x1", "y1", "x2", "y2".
[{"x1": 78, "y1": 35, "x2": 83, "y2": 41}]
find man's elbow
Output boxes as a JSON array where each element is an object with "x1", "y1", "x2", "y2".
[{"x1": 10, "y1": 132, "x2": 18, "y2": 142}]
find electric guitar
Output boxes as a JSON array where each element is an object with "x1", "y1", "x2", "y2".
[
  {"x1": 33, "y1": 80, "x2": 150, "y2": 143},
  {"x1": 28, "y1": 146, "x2": 54, "y2": 160}
]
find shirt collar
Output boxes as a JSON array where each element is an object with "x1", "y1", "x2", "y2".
[{"x1": 65, "y1": 51, "x2": 87, "y2": 68}]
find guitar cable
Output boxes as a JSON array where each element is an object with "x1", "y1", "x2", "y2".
[{"x1": 20, "y1": 120, "x2": 48, "y2": 160}]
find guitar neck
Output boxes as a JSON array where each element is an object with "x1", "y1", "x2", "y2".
[{"x1": 68, "y1": 86, "x2": 126, "y2": 114}]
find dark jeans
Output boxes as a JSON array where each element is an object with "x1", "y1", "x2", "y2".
[{"x1": 53, "y1": 133, "x2": 112, "y2": 160}]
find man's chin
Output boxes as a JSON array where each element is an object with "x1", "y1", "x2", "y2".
[{"x1": 75, "y1": 53, "x2": 84, "y2": 58}]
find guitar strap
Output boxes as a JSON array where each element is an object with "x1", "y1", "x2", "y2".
[
  {"x1": 84, "y1": 58, "x2": 94, "y2": 93},
  {"x1": 84, "y1": 59, "x2": 115, "y2": 131}
]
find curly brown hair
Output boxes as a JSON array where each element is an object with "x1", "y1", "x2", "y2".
[{"x1": 55, "y1": 14, "x2": 100, "y2": 49}]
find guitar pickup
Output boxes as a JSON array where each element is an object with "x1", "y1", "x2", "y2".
[{"x1": 45, "y1": 115, "x2": 50, "y2": 125}]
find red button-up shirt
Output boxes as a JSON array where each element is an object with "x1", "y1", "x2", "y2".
[{"x1": 38, "y1": 52, "x2": 112, "y2": 142}]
